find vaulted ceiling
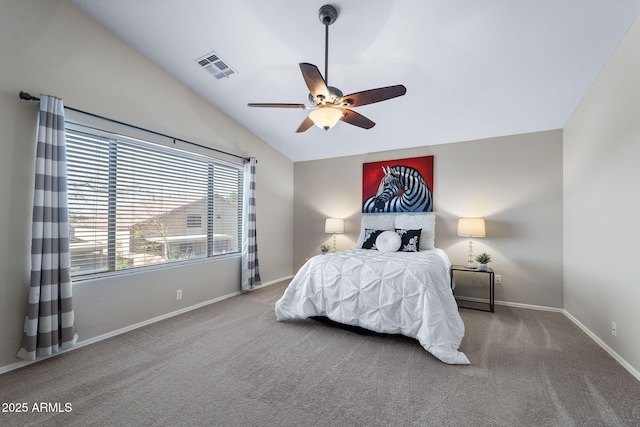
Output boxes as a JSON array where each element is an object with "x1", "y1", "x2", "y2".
[{"x1": 69, "y1": 0, "x2": 640, "y2": 162}]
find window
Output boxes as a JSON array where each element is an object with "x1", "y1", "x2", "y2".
[
  {"x1": 186, "y1": 214, "x2": 202, "y2": 228},
  {"x1": 66, "y1": 124, "x2": 243, "y2": 278}
]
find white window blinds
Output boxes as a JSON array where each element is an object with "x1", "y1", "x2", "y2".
[{"x1": 66, "y1": 126, "x2": 243, "y2": 278}]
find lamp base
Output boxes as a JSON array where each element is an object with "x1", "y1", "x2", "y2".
[{"x1": 467, "y1": 238, "x2": 475, "y2": 268}]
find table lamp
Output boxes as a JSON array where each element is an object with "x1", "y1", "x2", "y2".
[
  {"x1": 325, "y1": 218, "x2": 344, "y2": 252},
  {"x1": 457, "y1": 218, "x2": 486, "y2": 268}
]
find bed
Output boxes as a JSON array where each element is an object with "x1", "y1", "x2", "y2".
[{"x1": 275, "y1": 213, "x2": 469, "y2": 365}]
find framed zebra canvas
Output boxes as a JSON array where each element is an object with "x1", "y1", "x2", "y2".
[{"x1": 362, "y1": 156, "x2": 434, "y2": 213}]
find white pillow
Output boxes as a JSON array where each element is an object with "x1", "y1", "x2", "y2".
[
  {"x1": 356, "y1": 214, "x2": 395, "y2": 247},
  {"x1": 395, "y1": 213, "x2": 436, "y2": 250},
  {"x1": 375, "y1": 230, "x2": 401, "y2": 252}
]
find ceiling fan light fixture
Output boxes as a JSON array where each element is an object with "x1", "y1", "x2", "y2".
[{"x1": 309, "y1": 107, "x2": 343, "y2": 130}]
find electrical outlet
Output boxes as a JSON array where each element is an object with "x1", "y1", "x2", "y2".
[
  {"x1": 176, "y1": 289, "x2": 182, "y2": 300},
  {"x1": 612, "y1": 322, "x2": 617, "y2": 336},
  {"x1": 495, "y1": 275, "x2": 502, "y2": 284}
]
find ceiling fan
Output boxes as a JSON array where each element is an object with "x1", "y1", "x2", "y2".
[{"x1": 248, "y1": 4, "x2": 407, "y2": 132}]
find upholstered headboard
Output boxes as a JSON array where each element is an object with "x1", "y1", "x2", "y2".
[{"x1": 356, "y1": 213, "x2": 436, "y2": 250}]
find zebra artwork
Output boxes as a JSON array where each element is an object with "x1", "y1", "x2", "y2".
[{"x1": 362, "y1": 165, "x2": 433, "y2": 213}]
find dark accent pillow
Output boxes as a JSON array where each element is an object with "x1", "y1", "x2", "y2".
[
  {"x1": 395, "y1": 229, "x2": 422, "y2": 252},
  {"x1": 361, "y1": 229, "x2": 386, "y2": 249}
]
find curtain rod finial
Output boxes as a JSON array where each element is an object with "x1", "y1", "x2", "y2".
[{"x1": 19, "y1": 91, "x2": 38, "y2": 101}]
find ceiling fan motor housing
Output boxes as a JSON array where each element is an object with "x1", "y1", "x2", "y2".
[
  {"x1": 309, "y1": 86, "x2": 343, "y2": 105},
  {"x1": 319, "y1": 5, "x2": 338, "y2": 25}
]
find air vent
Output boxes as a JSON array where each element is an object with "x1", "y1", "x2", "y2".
[{"x1": 195, "y1": 51, "x2": 237, "y2": 80}]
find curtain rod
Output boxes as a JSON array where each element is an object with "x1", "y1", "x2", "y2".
[{"x1": 19, "y1": 91, "x2": 251, "y2": 162}]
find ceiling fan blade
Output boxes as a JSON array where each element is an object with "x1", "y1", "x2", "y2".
[
  {"x1": 300, "y1": 63, "x2": 330, "y2": 100},
  {"x1": 247, "y1": 103, "x2": 306, "y2": 108},
  {"x1": 295, "y1": 117, "x2": 315, "y2": 133},
  {"x1": 342, "y1": 85, "x2": 407, "y2": 108},
  {"x1": 340, "y1": 109, "x2": 376, "y2": 129}
]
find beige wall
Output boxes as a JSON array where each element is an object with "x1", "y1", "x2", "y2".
[
  {"x1": 564, "y1": 14, "x2": 640, "y2": 373},
  {"x1": 294, "y1": 130, "x2": 564, "y2": 308},
  {"x1": 0, "y1": 0, "x2": 293, "y2": 369}
]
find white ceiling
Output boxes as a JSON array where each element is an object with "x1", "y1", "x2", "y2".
[{"x1": 69, "y1": 0, "x2": 640, "y2": 162}]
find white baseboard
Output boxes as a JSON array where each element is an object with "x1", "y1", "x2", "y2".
[
  {"x1": 258, "y1": 275, "x2": 293, "y2": 287},
  {"x1": 563, "y1": 310, "x2": 640, "y2": 381},
  {"x1": 495, "y1": 299, "x2": 564, "y2": 313},
  {"x1": 456, "y1": 296, "x2": 564, "y2": 313},
  {"x1": 0, "y1": 275, "x2": 294, "y2": 375}
]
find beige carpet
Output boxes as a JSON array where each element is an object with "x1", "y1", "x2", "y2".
[{"x1": 1, "y1": 281, "x2": 639, "y2": 427}]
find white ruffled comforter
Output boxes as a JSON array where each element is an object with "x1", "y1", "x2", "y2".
[{"x1": 275, "y1": 248, "x2": 469, "y2": 364}]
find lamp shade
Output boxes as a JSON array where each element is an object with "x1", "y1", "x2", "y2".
[
  {"x1": 309, "y1": 107, "x2": 343, "y2": 130},
  {"x1": 457, "y1": 218, "x2": 486, "y2": 237},
  {"x1": 325, "y1": 218, "x2": 344, "y2": 234}
]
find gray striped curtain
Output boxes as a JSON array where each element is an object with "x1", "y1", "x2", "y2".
[
  {"x1": 17, "y1": 95, "x2": 78, "y2": 361},
  {"x1": 241, "y1": 157, "x2": 261, "y2": 291}
]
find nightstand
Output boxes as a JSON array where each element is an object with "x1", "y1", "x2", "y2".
[{"x1": 450, "y1": 265, "x2": 494, "y2": 312}]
